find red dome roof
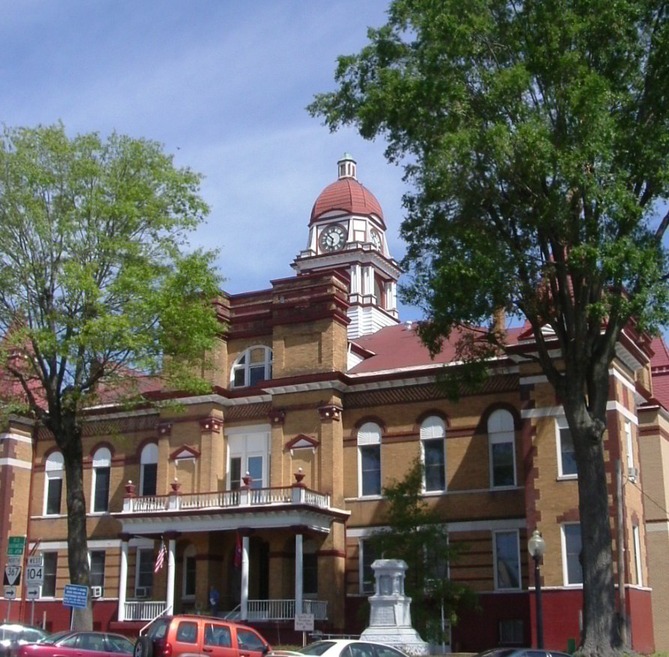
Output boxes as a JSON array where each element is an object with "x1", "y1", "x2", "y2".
[{"x1": 310, "y1": 176, "x2": 385, "y2": 227}]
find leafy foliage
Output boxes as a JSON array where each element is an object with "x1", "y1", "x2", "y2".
[{"x1": 368, "y1": 459, "x2": 476, "y2": 644}]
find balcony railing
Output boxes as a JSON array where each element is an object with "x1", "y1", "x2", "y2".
[
  {"x1": 122, "y1": 485, "x2": 331, "y2": 514},
  {"x1": 123, "y1": 598, "x2": 328, "y2": 622}
]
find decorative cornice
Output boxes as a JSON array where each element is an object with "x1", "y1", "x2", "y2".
[
  {"x1": 318, "y1": 405, "x2": 342, "y2": 422},
  {"x1": 199, "y1": 417, "x2": 223, "y2": 433}
]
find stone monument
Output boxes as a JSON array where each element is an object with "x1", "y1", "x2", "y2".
[{"x1": 360, "y1": 559, "x2": 430, "y2": 656}]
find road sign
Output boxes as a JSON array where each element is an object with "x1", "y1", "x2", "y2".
[
  {"x1": 3, "y1": 585, "x2": 16, "y2": 599},
  {"x1": 25, "y1": 563, "x2": 43, "y2": 585},
  {"x1": 63, "y1": 584, "x2": 88, "y2": 609},
  {"x1": 4, "y1": 564, "x2": 21, "y2": 586},
  {"x1": 26, "y1": 585, "x2": 39, "y2": 600},
  {"x1": 6, "y1": 555, "x2": 21, "y2": 566},
  {"x1": 294, "y1": 613, "x2": 314, "y2": 632},
  {"x1": 6, "y1": 536, "x2": 25, "y2": 557}
]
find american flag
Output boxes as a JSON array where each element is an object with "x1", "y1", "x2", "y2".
[{"x1": 154, "y1": 541, "x2": 167, "y2": 573}]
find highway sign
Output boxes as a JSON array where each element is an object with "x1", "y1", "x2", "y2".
[
  {"x1": 26, "y1": 585, "x2": 39, "y2": 600},
  {"x1": 4, "y1": 564, "x2": 21, "y2": 586},
  {"x1": 25, "y1": 563, "x2": 43, "y2": 585},
  {"x1": 63, "y1": 584, "x2": 88, "y2": 609},
  {"x1": 6, "y1": 536, "x2": 25, "y2": 556},
  {"x1": 3, "y1": 585, "x2": 16, "y2": 599}
]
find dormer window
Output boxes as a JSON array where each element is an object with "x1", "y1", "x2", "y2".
[{"x1": 231, "y1": 346, "x2": 273, "y2": 388}]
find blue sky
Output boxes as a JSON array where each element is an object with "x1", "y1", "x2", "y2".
[{"x1": 0, "y1": 1, "x2": 421, "y2": 318}]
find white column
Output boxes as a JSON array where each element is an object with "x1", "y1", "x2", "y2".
[
  {"x1": 118, "y1": 539, "x2": 129, "y2": 622},
  {"x1": 240, "y1": 535, "x2": 250, "y2": 620},
  {"x1": 294, "y1": 533, "x2": 304, "y2": 616},
  {"x1": 166, "y1": 537, "x2": 176, "y2": 614}
]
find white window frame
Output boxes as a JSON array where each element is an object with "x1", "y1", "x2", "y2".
[
  {"x1": 625, "y1": 421, "x2": 635, "y2": 472},
  {"x1": 556, "y1": 417, "x2": 578, "y2": 479},
  {"x1": 359, "y1": 538, "x2": 378, "y2": 595},
  {"x1": 140, "y1": 443, "x2": 159, "y2": 496},
  {"x1": 90, "y1": 447, "x2": 111, "y2": 514},
  {"x1": 488, "y1": 409, "x2": 516, "y2": 488},
  {"x1": 226, "y1": 425, "x2": 271, "y2": 489},
  {"x1": 358, "y1": 422, "x2": 382, "y2": 498},
  {"x1": 420, "y1": 416, "x2": 446, "y2": 493},
  {"x1": 230, "y1": 345, "x2": 273, "y2": 388},
  {"x1": 493, "y1": 529, "x2": 521, "y2": 590},
  {"x1": 561, "y1": 523, "x2": 583, "y2": 586},
  {"x1": 44, "y1": 452, "x2": 64, "y2": 516},
  {"x1": 135, "y1": 548, "x2": 154, "y2": 597},
  {"x1": 633, "y1": 525, "x2": 643, "y2": 586}
]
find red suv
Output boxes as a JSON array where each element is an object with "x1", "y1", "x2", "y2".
[{"x1": 133, "y1": 615, "x2": 271, "y2": 657}]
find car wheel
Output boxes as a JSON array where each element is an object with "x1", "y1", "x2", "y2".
[{"x1": 134, "y1": 637, "x2": 153, "y2": 657}]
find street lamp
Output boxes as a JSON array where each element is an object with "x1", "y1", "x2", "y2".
[{"x1": 528, "y1": 529, "x2": 546, "y2": 649}]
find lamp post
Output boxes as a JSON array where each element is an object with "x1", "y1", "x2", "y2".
[{"x1": 528, "y1": 529, "x2": 546, "y2": 649}]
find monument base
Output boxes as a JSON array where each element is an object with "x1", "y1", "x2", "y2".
[{"x1": 360, "y1": 626, "x2": 430, "y2": 656}]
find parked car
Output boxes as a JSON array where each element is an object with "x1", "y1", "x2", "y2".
[
  {"x1": 474, "y1": 650, "x2": 572, "y2": 657},
  {"x1": 134, "y1": 614, "x2": 271, "y2": 657},
  {"x1": 0, "y1": 624, "x2": 49, "y2": 657},
  {"x1": 18, "y1": 631, "x2": 134, "y2": 657},
  {"x1": 269, "y1": 640, "x2": 410, "y2": 657}
]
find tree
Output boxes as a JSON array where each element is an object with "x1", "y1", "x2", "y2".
[
  {"x1": 368, "y1": 459, "x2": 476, "y2": 646},
  {"x1": 309, "y1": 2, "x2": 669, "y2": 655},
  {"x1": 0, "y1": 124, "x2": 222, "y2": 630}
]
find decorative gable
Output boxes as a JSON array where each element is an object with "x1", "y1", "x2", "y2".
[
  {"x1": 169, "y1": 445, "x2": 200, "y2": 462},
  {"x1": 285, "y1": 434, "x2": 319, "y2": 455}
]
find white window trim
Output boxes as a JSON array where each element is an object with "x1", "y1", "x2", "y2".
[
  {"x1": 90, "y1": 447, "x2": 111, "y2": 514},
  {"x1": 488, "y1": 409, "x2": 516, "y2": 489},
  {"x1": 182, "y1": 545, "x2": 197, "y2": 599},
  {"x1": 357, "y1": 422, "x2": 382, "y2": 498},
  {"x1": 561, "y1": 523, "x2": 583, "y2": 587},
  {"x1": 420, "y1": 416, "x2": 446, "y2": 493},
  {"x1": 230, "y1": 345, "x2": 273, "y2": 388},
  {"x1": 556, "y1": 417, "x2": 577, "y2": 480},
  {"x1": 625, "y1": 421, "x2": 635, "y2": 472},
  {"x1": 633, "y1": 525, "x2": 643, "y2": 586},
  {"x1": 140, "y1": 443, "x2": 159, "y2": 495},
  {"x1": 492, "y1": 529, "x2": 521, "y2": 591},
  {"x1": 44, "y1": 452, "x2": 64, "y2": 517},
  {"x1": 226, "y1": 425, "x2": 271, "y2": 489}
]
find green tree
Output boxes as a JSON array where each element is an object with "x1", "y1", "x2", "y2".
[
  {"x1": 0, "y1": 124, "x2": 222, "y2": 630},
  {"x1": 310, "y1": 2, "x2": 669, "y2": 655},
  {"x1": 368, "y1": 459, "x2": 476, "y2": 646}
]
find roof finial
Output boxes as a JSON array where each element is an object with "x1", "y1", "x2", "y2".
[{"x1": 337, "y1": 153, "x2": 357, "y2": 180}]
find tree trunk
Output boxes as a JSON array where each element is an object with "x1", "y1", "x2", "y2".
[
  {"x1": 568, "y1": 409, "x2": 623, "y2": 657},
  {"x1": 53, "y1": 414, "x2": 93, "y2": 631}
]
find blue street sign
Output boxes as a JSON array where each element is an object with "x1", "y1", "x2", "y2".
[{"x1": 63, "y1": 584, "x2": 89, "y2": 609}]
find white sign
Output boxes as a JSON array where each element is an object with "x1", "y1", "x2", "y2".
[
  {"x1": 4, "y1": 585, "x2": 16, "y2": 599},
  {"x1": 4, "y1": 564, "x2": 21, "y2": 586},
  {"x1": 27, "y1": 556, "x2": 43, "y2": 568},
  {"x1": 294, "y1": 613, "x2": 314, "y2": 632},
  {"x1": 26, "y1": 585, "x2": 40, "y2": 600},
  {"x1": 6, "y1": 556, "x2": 21, "y2": 566},
  {"x1": 26, "y1": 564, "x2": 43, "y2": 585}
]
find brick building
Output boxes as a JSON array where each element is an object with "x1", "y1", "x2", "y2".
[{"x1": 0, "y1": 154, "x2": 666, "y2": 653}]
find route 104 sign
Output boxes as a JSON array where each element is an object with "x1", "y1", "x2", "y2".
[{"x1": 26, "y1": 556, "x2": 44, "y2": 585}]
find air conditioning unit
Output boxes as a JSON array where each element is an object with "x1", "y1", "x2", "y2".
[
  {"x1": 628, "y1": 467, "x2": 639, "y2": 482},
  {"x1": 135, "y1": 587, "x2": 150, "y2": 599},
  {"x1": 90, "y1": 586, "x2": 103, "y2": 599}
]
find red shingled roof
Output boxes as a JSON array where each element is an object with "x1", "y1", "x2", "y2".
[{"x1": 309, "y1": 177, "x2": 385, "y2": 227}]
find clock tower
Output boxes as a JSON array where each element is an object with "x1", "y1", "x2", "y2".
[{"x1": 292, "y1": 154, "x2": 401, "y2": 339}]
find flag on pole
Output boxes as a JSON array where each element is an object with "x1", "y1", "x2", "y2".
[
  {"x1": 233, "y1": 533, "x2": 242, "y2": 569},
  {"x1": 154, "y1": 540, "x2": 167, "y2": 573}
]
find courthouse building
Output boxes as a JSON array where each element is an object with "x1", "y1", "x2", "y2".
[{"x1": 0, "y1": 155, "x2": 667, "y2": 654}]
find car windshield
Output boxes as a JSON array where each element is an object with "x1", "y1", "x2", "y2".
[{"x1": 299, "y1": 642, "x2": 337, "y2": 656}]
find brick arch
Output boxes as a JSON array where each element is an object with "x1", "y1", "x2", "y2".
[{"x1": 413, "y1": 409, "x2": 450, "y2": 434}]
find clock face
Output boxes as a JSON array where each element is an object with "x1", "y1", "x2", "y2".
[
  {"x1": 319, "y1": 224, "x2": 347, "y2": 252},
  {"x1": 370, "y1": 229, "x2": 383, "y2": 250}
]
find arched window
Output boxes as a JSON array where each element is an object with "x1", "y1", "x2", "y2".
[
  {"x1": 44, "y1": 452, "x2": 64, "y2": 516},
  {"x1": 140, "y1": 443, "x2": 158, "y2": 496},
  {"x1": 488, "y1": 409, "x2": 516, "y2": 488},
  {"x1": 358, "y1": 422, "x2": 382, "y2": 497},
  {"x1": 420, "y1": 416, "x2": 446, "y2": 492},
  {"x1": 230, "y1": 346, "x2": 273, "y2": 388},
  {"x1": 91, "y1": 447, "x2": 111, "y2": 513}
]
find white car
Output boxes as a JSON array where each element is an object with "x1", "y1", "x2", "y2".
[{"x1": 270, "y1": 640, "x2": 409, "y2": 657}]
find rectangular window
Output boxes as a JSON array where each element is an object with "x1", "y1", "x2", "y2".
[
  {"x1": 141, "y1": 463, "x2": 157, "y2": 496},
  {"x1": 499, "y1": 619, "x2": 524, "y2": 645},
  {"x1": 227, "y1": 429, "x2": 270, "y2": 490},
  {"x1": 633, "y1": 525, "x2": 643, "y2": 586},
  {"x1": 360, "y1": 445, "x2": 381, "y2": 496},
  {"x1": 423, "y1": 439, "x2": 445, "y2": 492},
  {"x1": 230, "y1": 457, "x2": 241, "y2": 490},
  {"x1": 493, "y1": 530, "x2": 520, "y2": 590},
  {"x1": 558, "y1": 421, "x2": 578, "y2": 477},
  {"x1": 360, "y1": 539, "x2": 378, "y2": 594},
  {"x1": 46, "y1": 478, "x2": 62, "y2": 515},
  {"x1": 184, "y1": 555, "x2": 197, "y2": 597},
  {"x1": 93, "y1": 467, "x2": 110, "y2": 512},
  {"x1": 136, "y1": 549, "x2": 154, "y2": 593},
  {"x1": 563, "y1": 524, "x2": 583, "y2": 585},
  {"x1": 303, "y1": 553, "x2": 318, "y2": 596},
  {"x1": 42, "y1": 552, "x2": 57, "y2": 597},
  {"x1": 491, "y1": 441, "x2": 515, "y2": 487},
  {"x1": 90, "y1": 551, "x2": 105, "y2": 588}
]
